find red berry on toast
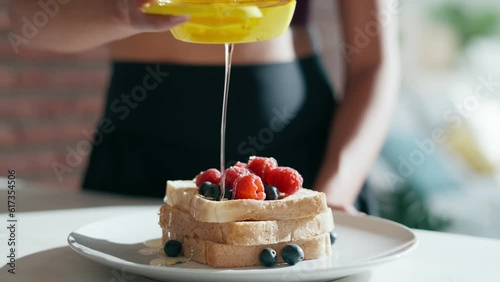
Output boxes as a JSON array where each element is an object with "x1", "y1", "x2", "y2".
[
  {"x1": 247, "y1": 156, "x2": 277, "y2": 182},
  {"x1": 233, "y1": 174, "x2": 266, "y2": 200},
  {"x1": 223, "y1": 166, "x2": 250, "y2": 189},
  {"x1": 266, "y1": 167, "x2": 303, "y2": 195},
  {"x1": 195, "y1": 168, "x2": 221, "y2": 187},
  {"x1": 234, "y1": 161, "x2": 248, "y2": 169}
]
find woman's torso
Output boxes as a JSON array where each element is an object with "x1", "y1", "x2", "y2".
[
  {"x1": 110, "y1": 27, "x2": 315, "y2": 65},
  {"x1": 86, "y1": 1, "x2": 336, "y2": 192}
]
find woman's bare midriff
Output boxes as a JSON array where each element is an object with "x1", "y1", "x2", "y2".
[{"x1": 110, "y1": 26, "x2": 316, "y2": 65}]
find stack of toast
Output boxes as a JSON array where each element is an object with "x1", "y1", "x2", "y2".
[{"x1": 159, "y1": 180, "x2": 334, "y2": 268}]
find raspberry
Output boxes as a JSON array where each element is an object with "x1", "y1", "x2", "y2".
[
  {"x1": 195, "y1": 168, "x2": 221, "y2": 187},
  {"x1": 247, "y1": 157, "x2": 277, "y2": 183},
  {"x1": 233, "y1": 174, "x2": 266, "y2": 200},
  {"x1": 234, "y1": 161, "x2": 248, "y2": 169},
  {"x1": 223, "y1": 166, "x2": 250, "y2": 189},
  {"x1": 266, "y1": 167, "x2": 303, "y2": 195}
]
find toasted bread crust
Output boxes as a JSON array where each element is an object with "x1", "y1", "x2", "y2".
[
  {"x1": 166, "y1": 180, "x2": 329, "y2": 223},
  {"x1": 182, "y1": 233, "x2": 331, "y2": 268},
  {"x1": 160, "y1": 205, "x2": 334, "y2": 245}
]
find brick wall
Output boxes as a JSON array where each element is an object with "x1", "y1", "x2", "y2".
[
  {"x1": 0, "y1": 0, "x2": 110, "y2": 189},
  {"x1": 0, "y1": 0, "x2": 337, "y2": 190}
]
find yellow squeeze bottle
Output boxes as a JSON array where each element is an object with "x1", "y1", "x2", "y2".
[{"x1": 142, "y1": 0, "x2": 297, "y2": 44}]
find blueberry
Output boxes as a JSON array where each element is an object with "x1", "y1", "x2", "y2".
[
  {"x1": 223, "y1": 188, "x2": 233, "y2": 200},
  {"x1": 199, "y1": 182, "x2": 211, "y2": 195},
  {"x1": 282, "y1": 244, "x2": 304, "y2": 265},
  {"x1": 264, "y1": 185, "x2": 279, "y2": 200},
  {"x1": 164, "y1": 240, "x2": 182, "y2": 257},
  {"x1": 203, "y1": 184, "x2": 221, "y2": 199},
  {"x1": 329, "y1": 231, "x2": 337, "y2": 245},
  {"x1": 259, "y1": 248, "x2": 277, "y2": 267}
]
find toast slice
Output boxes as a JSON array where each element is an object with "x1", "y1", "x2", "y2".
[
  {"x1": 160, "y1": 205, "x2": 334, "y2": 245},
  {"x1": 182, "y1": 232, "x2": 331, "y2": 268},
  {"x1": 166, "y1": 180, "x2": 329, "y2": 223}
]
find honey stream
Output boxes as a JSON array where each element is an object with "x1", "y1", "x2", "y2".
[{"x1": 219, "y1": 43, "x2": 235, "y2": 199}]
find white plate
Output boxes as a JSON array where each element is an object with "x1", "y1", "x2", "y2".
[{"x1": 68, "y1": 207, "x2": 417, "y2": 282}]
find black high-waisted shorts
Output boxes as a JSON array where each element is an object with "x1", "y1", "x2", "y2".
[{"x1": 82, "y1": 55, "x2": 377, "y2": 214}]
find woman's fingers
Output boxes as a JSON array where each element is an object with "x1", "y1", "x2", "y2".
[
  {"x1": 135, "y1": 14, "x2": 190, "y2": 31},
  {"x1": 119, "y1": 0, "x2": 189, "y2": 32}
]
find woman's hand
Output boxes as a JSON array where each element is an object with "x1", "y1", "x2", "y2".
[
  {"x1": 8, "y1": 0, "x2": 189, "y2": 53},
  {"x1": 118, "y1": 0, "x2": 189, "y2": 33}
]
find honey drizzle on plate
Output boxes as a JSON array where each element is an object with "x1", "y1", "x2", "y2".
[{"x1": 139, "y1": 239, "x2": 189, "y2": 266}]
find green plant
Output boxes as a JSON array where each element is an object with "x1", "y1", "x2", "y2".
[
  {"x1": 430, "y1": 3, "x2": 500, "y2": 48},
  {"x1": 377, "y1": 184, "x2": 452, "y2": 231}
]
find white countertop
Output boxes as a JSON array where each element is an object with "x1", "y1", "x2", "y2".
[{"x1": 0, "y1": 180, "x2": 499, "y2": 282}]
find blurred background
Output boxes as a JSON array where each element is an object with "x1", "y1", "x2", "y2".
[{"x1": 1, "y1": 0, "x2": 500, "y2": 238}]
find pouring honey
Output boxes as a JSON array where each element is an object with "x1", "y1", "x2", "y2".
[{"x1": 143, "y1": 0, "x2": 297, "y2": 198}]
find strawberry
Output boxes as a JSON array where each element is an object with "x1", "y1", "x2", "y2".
[
  {"x1": 195, "y1": 168, "x2": 221, "y2": 187},
  {"x1": 233, "y1": 174, "x2": 266, "y2": 200},
  {"x1": 266, "y1": 167, "x2": 303, "y2": 195},
  {"x1": 247, "y1": 156, "x2": 277, "y2": 183},
  {"x1": 223, "y1": 166, "x2": 250, "y2": 189}
]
